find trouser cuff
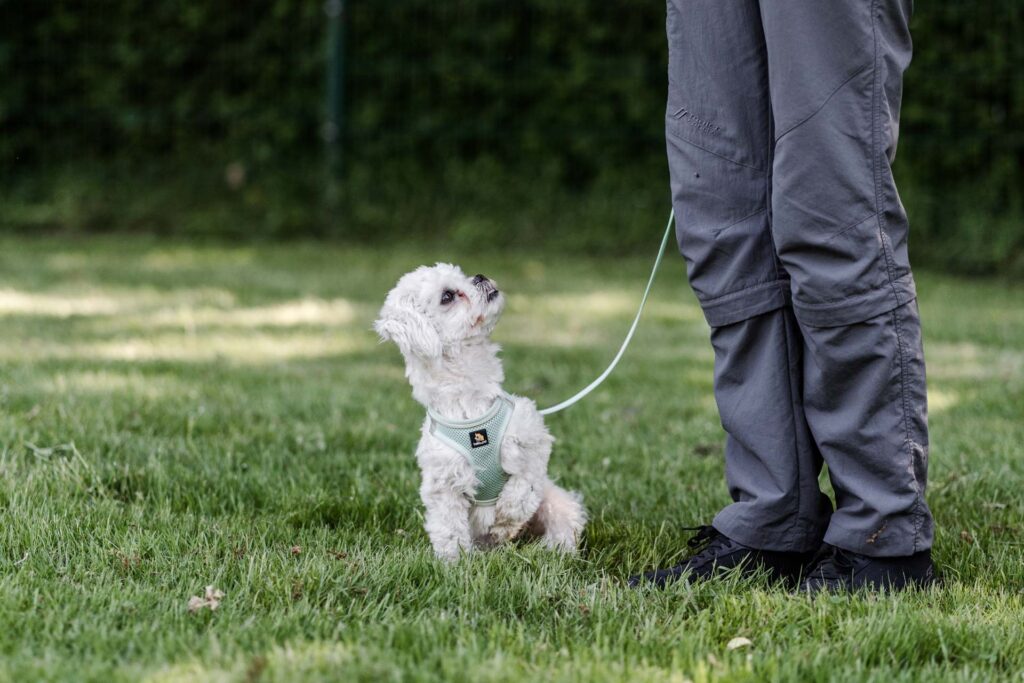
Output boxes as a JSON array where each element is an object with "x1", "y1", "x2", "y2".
[
  {"x1": 699, "y1": 274, "x2": 918, "y2": 329},
  {"x1": 792, "y1": 273, "x2": 918, "y2": 328},
  {"x1": 713, "y1": 505, "x2": 827, "y2": 555},
  {"x1": 823, "y1": 515, "x2": 933, "y2": 558},
  {"x1": 699, "y1": 279, "x2": 791, "y2": 327}
]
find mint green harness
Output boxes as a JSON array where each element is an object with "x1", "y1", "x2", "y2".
[{"x1": 427, "y1": 396, "x2": 515, "y2": 506}]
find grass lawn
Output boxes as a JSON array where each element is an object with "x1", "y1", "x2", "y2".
[{"x1": 1, "y1": 235, "x2": 1022, "y2": 682}]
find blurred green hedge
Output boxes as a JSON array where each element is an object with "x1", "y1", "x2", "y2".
[{"x1": 2, "y1": 1, "x2": 1021, "y2": 273}]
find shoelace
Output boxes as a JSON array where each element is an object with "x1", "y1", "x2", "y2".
[
  {"x1": 683, "y1": 525, "x2": 727, "y2": 552},
  {"x1": 809, "y1": 546, "x2": 858, "y2": 581}
]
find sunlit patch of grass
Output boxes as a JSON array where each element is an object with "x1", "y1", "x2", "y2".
[
  {"x1": 145, "y1": 298, "x2": 360, "y2": 329},
  {"x1": 136, "y1": 246, "x2": 258, "y2": 273},
  {"x1": 0, "y1": 331, "x2": 370, "y2": 363},
  {"x1": 500, "y1": 290, "x2": 704, "y2": 349},
  {"x1": 39, "y1": 369, "x2": 191, "y2": 399},
  {"x1": 0, "y1": 287, "x2": 126, "y2": 317},
  {"x1": 926, "y1": 342, "x2": 1024, "y2": 380},
  {"x1": 0, "y1": 286, "x2": 238, "y2": 318},
  {"x1": 519, "y1": 289, "x2": 703, "y2": 322},
  {"x1": 927, "y1": 387, "x2": 961, "y2": 414}
]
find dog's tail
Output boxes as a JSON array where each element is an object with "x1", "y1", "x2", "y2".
[{"x1": 531, "y1": 482, "x2": 587, "y2": 553}]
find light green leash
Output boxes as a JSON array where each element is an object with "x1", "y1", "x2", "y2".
[{"x1": 538, "y1": 208, "x2": 676, "y2": 416}]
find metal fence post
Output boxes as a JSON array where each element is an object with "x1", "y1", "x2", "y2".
[{"x1": 324, "y1": 0, "x2": 346, "y2": 179}]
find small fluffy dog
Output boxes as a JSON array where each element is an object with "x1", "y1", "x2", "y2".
[{"x1": 375, "y1": 264, "x2": 586, "y2": 560}]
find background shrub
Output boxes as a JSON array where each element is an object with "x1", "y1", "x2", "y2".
[{"x1": 1, "y1": 0, "x2": 1021, "y2": 273}]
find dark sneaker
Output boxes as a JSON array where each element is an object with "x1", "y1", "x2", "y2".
[
  {"x1": 628, "y1": 525, "x2": 816, "y2": 588},
  {"x1": 800, "y1": 545, "x2": 935, "y2": 593}
]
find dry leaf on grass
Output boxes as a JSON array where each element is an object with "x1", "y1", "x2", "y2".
[
  {"x1": 187, "y1": 585, "x2": 225, "y2": 613},
  {"x1": 726, "y1": 637, "x2": 753, "y2": 650}
]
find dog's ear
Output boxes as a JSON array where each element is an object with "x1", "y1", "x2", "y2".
[{"x1": 374, "y1": 297, "x2": 442, "y2": 360}]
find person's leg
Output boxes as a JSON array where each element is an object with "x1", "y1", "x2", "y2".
[
  {"x1": 709, "y1": 307, "x2": 832, "y2": 552},
  {"x1": 665, "y1": 0, "x2": 832, "y2": 554},
  {"x1": 760, "y1": 0, "x2": 934, "y2": 559},
  {"x1": 801, "y1": 302, "x2": 931, "y2": 557}
]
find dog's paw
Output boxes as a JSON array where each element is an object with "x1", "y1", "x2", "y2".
[
  {"x1": 475, "y1": 533, "x2": 500, "y2": 550},
  {"x1": 432, "y1": 544, "x2": 466, "y2": 563},
  {"x1": 541, "y1": 534, "x2": 580, "y2": 554}
]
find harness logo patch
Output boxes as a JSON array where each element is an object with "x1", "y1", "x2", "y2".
[{"x1": 469, "y1": 429, "x2": 489, "y2": 448}]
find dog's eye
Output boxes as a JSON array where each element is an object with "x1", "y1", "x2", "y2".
[{"x1": 440, "y1": 290, "x2": 455, "y2": 305}]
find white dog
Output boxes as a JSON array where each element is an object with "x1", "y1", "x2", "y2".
[{"x1": 375, "y1": 263, "x2": 587, "y2": 560}]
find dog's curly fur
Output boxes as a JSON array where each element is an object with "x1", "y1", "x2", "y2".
[{"x1": 375, "y1": 263, "x2": 587, "y2": 561}]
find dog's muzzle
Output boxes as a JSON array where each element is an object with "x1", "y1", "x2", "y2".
[{"x1": 473, "y1": 273, "x2": 500, "y2": 302}]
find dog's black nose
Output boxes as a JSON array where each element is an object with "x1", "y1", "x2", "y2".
[{"x1": 472, "y1": 274, "x2": 488, "y2": 285}]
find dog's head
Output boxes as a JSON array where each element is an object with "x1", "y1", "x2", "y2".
[{"x1": 374, "y1": 263, "x2": 505, "y2": 361}]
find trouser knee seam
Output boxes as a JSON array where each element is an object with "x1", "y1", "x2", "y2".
[
  {"x1": 666, "y1": 127, "x2": 767, "y2": 173},
  {"x1": 701, "y1": 278, "x2": 789, "y2": 307}
]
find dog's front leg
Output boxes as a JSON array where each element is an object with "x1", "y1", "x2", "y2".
[
  {"x1": 487, "y1": 475, "x2": 543, "y2": 545},
  {"x1": 421, "y1": 485, "x2": 473, "y2": 562}
]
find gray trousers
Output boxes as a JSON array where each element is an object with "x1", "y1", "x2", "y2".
[{"x1": 667, "y1": 0, "x2": 933, "y2": 556}]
